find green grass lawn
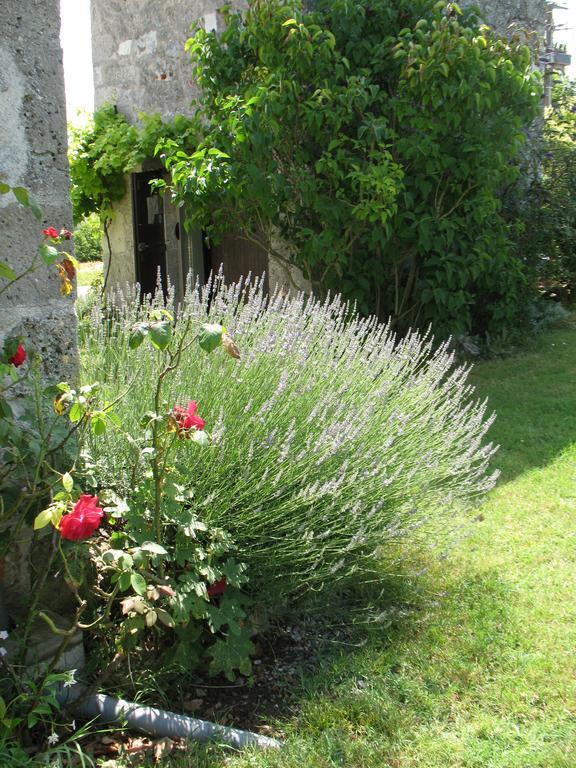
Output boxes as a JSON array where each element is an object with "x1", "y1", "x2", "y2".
[
  {"x1": 77, "y1": 260, "x2": 102, "y2": 289},
  {"x1": 109, "y1": 324, "x2": 576, "y2": 768}
]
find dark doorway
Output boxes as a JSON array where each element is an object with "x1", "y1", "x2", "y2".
[{"x1": 132, "y1": 170, "x2": 167, "y2": 297}]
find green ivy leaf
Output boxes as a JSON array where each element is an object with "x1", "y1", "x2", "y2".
[
  {"x1": 206, "y1": 597, "x2": 246, "y2": 634},
  {"x1": 149, "y1": 321, "x2": 172, "y2": 351},
  {"x1": 198, "y1": 323, "x2": 225, "y2": 353},
  {"x1": 0, "y1": 182, "x2": 10, "y2": 195}
]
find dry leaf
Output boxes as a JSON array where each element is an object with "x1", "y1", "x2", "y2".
[
  {"x1": 153, "y1": 737, "x2": 175, "y2": 762},
  {"x1": 222, "y1": 333, "x2": 241, "y2": 360}
]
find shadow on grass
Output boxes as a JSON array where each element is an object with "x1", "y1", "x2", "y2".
[
  {"x1": 161, "y1": 567, "x2": 520, "y2": 768},
  {"x1": 469, "y1": 325, "x2": 576, "y2": 484}
]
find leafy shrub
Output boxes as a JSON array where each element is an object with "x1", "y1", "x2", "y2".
[
  {"x1": 73, "y1": 213, "x2": 102, "y2": 263},
  {"x1": 81, "y1": 274, "x2": 498, "y2": 613},
  {"x1": 160, "y1": 0, "x2": 541, "y2": 338},
  {"x1": 508, "y1": 76, "x2": 576, "y2": 301}
]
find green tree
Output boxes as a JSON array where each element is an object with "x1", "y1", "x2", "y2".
[{"x1": 163, "y1": 0, "x2": 541, "y2": 337}]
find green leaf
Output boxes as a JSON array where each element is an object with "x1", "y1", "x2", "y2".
[
  {"x1": 198, "y1": 323, "x2": 225, "y2": 353},
  {"x1": 62, "y1": 472, "x2": 73, "y2": 493},
  {"x1": 140, "y1": 541, "x2": 169, "y2": 555},
  {"x1": 119, "y1": 571, "x2": 132, "y2": 591},
  {"x1": 149, "y1": 321, "x2": 172, "y2": 351},
  {"x1": 103, "y1": 549, "x2": 134, "y2": 569},
  {"x1": 206, "y1": 597, "x2": 246, "y2": 634},
  {"x1": 208, "y1": 631, "x2": 254, "y2": 681},
  {"x1": 0, "y1": 182, "x2": 10, "y2": 195},
  {"x1": 12, "y1": 187, "x2": 29, "y2": 207},
  {"x1": 131, "y1": 572, "x2": 147, "y2": 595},
  {"x1": 0, "y1": 262, "x2": 16, "y2": 281},
  {"x1": 156, "y1": 607, "x2": 175, "y2": 628},
  {"x1": 34, "y1": 508, "x2": 55, "y2": 531},
  {"x1": 0, "y1": 697, "x2": 6, "y2": 720},
  {"x1": 90, "y1": 413, "x2": 107, "y2": 435},
  {"x1": 30, "y1": 203, "x2": 43, "y2": 221},
  {"x1": 40, "y1": 243, "x2": 59, "y2": 265},
  {"x1": 68, "y1": 402, "x2": 82, "y2": 423},
  {"x1": 129, "y1": 322, "x2": 149, "y2": 349}
]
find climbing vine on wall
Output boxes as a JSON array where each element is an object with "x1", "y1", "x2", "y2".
[
  {"x1": 68, "y1": 106, "x2": 199, "y2": 223},
  {"x1": 68, "y1": 107, "x2": 199, "y2": 291}
]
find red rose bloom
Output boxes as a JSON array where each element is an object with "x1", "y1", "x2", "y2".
[
  {"x1": 9, "y1": 344, "x2": 26, "y2": 367},
  {"x1": 42, "y1": 226, "x2": 59, "y2": 239},
  {"x1": 172, "y1": 401, "x2": 205, "y2": 437},
  {"x1": 207, "y1": 577, "x2": 227, "y2": 598},
  {"x1": 59, "y1": 495, "x2": 104, "y2": 541}
]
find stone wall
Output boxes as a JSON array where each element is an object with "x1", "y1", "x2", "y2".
[
  {"x1": 0, "y1": 1, "x2": 77, "y2": 383},
  {"x1": 102, "y1": 185, "x2": 137, "y2": 289},
  {"x1": 92, "y1": 0, "x2": 246, "y2": 122},
  {"x1": 469, "y1": 0, "x2": 547, "y2": 39},
  {"x1": 0, "y1": 0, "x2": 77, "y2": 617}
]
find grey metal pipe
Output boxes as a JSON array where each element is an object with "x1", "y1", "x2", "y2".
[{"x1": 75, "y1": 692, "x2": 281, "y2": 750}]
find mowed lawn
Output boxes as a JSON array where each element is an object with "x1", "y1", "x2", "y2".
[
  {"x1": 115, "y1": 324, "x2": 576, "y2": 768},
  {"x1": 77, "y1": 260, "x2": 103, "y2": 289}
]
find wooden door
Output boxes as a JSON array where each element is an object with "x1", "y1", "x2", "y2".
[{"x1": 132, "y1": 171, "x2": 167, "y2": 297}]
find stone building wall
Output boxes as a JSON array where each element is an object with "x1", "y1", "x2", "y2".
[
  {"x1": 469, "y1": 0, "x2": 547, "y2": 39},
  {"x1": 0, "y1": 0, "x2": 77, "y2": 616},
  {"x1": 103, "y1": 187, "x2": 137, "y2": 288},
  {"x1": 0, "y1": 1, "x2": 77, "y2": 383},
  {"x1": 92, "y1": 0, "x2": 246, "y2": 123}
]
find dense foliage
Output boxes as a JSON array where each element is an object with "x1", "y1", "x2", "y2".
[
  {"x1": 73, "y1": 212, "x2": 102, "y2": 263},
  {"x1": 68, "y1": 106, "x2": 198, "y2": 224},
  {"x1": 509, "y1": 76, "x2": 576, "y2": 302},
  {"x1": 159, "y1": 0, "x2": 541, "y2": 337},
  {"x1": 81, "y1": 275, "x2": 498, "y2": 614}
]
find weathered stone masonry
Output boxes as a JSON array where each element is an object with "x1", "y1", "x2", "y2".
[
  {"x1": 0, "y1": 1, "x2": 77, "y2": 614},
  {"x1": 0, "y1": 0, "x2": 77, "y2": 384}
]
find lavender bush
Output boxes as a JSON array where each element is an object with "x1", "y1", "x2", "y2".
[{"x1": 80, "y1": 273, "x2": 498, "y2": 608}]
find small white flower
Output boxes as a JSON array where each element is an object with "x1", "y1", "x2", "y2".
[
  {"x1": 47, "y1": 733, "x2": 59, "y2": 746},
  {"x1": 0, "y1": 631, "x2": 8, "y2": 640},
  {"x1": 63, "y1": 669, "x2": 77, "y2": 688},
  {"x1": 0, "y1": 647, "x2": 7, "y2": 657}
]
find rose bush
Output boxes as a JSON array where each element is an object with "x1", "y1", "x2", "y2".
[
  {"x1": 58, "y1": 495, "x2": 103, "y2": 541},
  {"x1": 8, "y1": 343, "x2": 25, "y2": 368}
]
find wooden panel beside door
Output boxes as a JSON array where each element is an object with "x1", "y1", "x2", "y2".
[{"x1": 208, "y1": 232, "x2": 269, "y2": 292}]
